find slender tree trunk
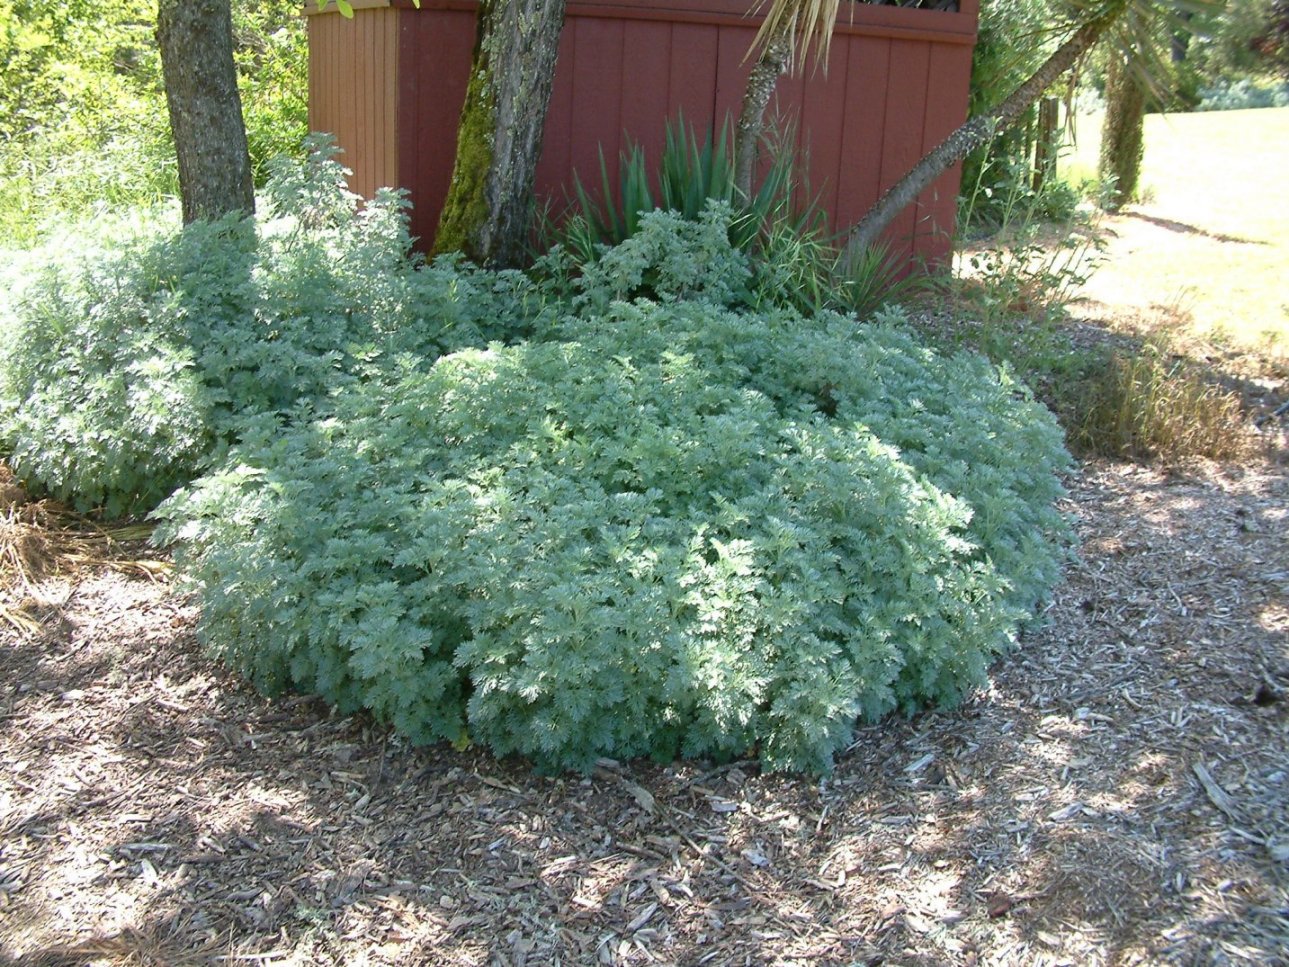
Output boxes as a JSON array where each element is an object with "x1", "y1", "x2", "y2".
[
  {"x1": 1170, "y1": 10, "x2": 1193, "y2": 62},
  {"x1": 434, "y1": 0, "x2": 567, "y2": 268},
  {"x1": 1032, "y1": 97, "x2": 1060, "y2": 194},
  {"x1": 844, "y1": 0, "x2": 1127, "y2": 263},
  {"x1": 1099, "y1": 52, "x2": 1146, "y2": 211},
  {"x1": 735, "y1": 29, "x2": 792, "y2": 201},
  {"x1": 156, "y1": 0, "x2": 254, "y2": 224}
]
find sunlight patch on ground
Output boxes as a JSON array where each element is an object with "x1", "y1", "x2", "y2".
[{"x1": 1063, "y1": 107, "x2": 1289, "y2": 358}]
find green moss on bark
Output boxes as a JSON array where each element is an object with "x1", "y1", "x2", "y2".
[{"x1": 433, "y1": 67, "x2": 497, "y2": 260}]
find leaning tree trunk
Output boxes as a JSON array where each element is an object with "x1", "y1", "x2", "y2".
[
  {"x1": 843, "y1": 0, "x2": 1128, "y2": 263},
  {"x1": 1099, "y1": 51, "x2": 1146, "y2": 211},
  {"x1": 735, "y1": 29, "x2": 793, "y2": 201},
  {"x1": 434, "y1": 0, "x2": 567, "y2": 268},
  {"x1": 156, "y1": 0, "x2": 254, "y2": 224}
]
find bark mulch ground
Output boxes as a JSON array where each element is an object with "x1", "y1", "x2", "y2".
[{"x1": 1, "y1": 457, "x2": 1286, "y2": 966}]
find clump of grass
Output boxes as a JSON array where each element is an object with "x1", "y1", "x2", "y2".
[
  {"x1": 938, "y1": 205, "x2": 1272, "y2": 466},
  {"x1": 1068, "y1": 345, "x2": 1256, "y2": 462},
  {"x1": 921, "y1": 287, "x2": 1262, "y2": 464}
]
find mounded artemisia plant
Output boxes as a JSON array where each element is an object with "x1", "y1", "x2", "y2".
[
  {"x1": 155, "y1": 203, "x2": 1072, "y2": 775},
  {"x1": 4, "y1": 151, "x2": 1073, "y2": 774},
  {"x1": 0, "y1": 140, "x2": 548, "y2": 517}
]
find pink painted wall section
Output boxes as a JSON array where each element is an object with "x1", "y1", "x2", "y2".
[{"x1": 307, "y1": 0, "x2": 979, "y2": 266}]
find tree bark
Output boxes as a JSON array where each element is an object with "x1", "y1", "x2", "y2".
[
  {"x1": 735, "y1": 29, "x2": 792, "y2": 201},
  {"x1": 156, "y1": 0, "x2": 255, "y2": 224},
  {"x1": 1099, "y1": 52, "x2": 1146, "y2": 211},
  {"x1": 434, "y1": 0, "x2": 567, "y2": 268},
  {"x1": 843, "y1": 0, "x2": 1127, "y2": 263}
]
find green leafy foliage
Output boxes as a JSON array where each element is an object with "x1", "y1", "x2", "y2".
[
  {"x1": 157, "y1": 295, "x2": 1071, "y2": 774},
  {"x1": 0, "y1": 0, "x2": 307, "y2": 244},
  {"x1": 546, "y1": 121, "x2": 927, "y2": 318},
  {"x1": 0, "y1": 145, "x2": 546, "y2": 515},
  {"x1": 570, "y1": 202, "x2": 755, "y2": 310},
  {"x1": 1196, "y1": 76, "x2": 1289, "y2": 108},
  {"x1": 4, "y1": 137, "x2": 1071, "y2": 774},
  {"x1": 555, "y1": 116, "x2": 793, "y2": 266}
]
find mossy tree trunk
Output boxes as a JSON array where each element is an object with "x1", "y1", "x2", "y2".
[
  {"x1": 155, "y1": 0, "x2": 254, "y2": 224},
  {"x1": 434, "y1": 0, "x2": 567, "y2": 268},
  {"x1": 1098, "y1": 51, "x2": 1146, "y2": 212}
]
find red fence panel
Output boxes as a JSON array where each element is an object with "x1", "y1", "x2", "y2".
[{"x1": 307, "y1": 0, "x2": 979, "y2": 267}]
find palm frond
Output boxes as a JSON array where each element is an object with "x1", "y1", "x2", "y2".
[{"x1": 748, "y1": 0, "x2": 843, "y2": 70}]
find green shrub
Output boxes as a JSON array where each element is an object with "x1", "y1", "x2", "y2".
[
  {"x1": 544, "y1": 115, "x2": 924, "y2": 318},
  {"x1": 157, "y1": 301, "x2": 1072, "y2": 774},
  {"x1": 1196, "y1": 76, "x2": 1289, "y2": 110},
  {"x1": 0, "y1": 147, "x2": 547, "y2": 516},
  {"x1": 570, "y1": 203, "x2": 754, "y2": 311},
  {"x1": 0, "y1": 0, "x2": 307, "y2": 245},
  {"x1": 0, "y1": 209, "x2": 216, "y2": 517},
  {"x1": 554, "y1": 116, "x2": 792, "y2": 266}
]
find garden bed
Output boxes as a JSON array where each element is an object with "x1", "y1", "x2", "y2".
[{"x1": 1, "y1": 458, "x2": 1285, "y2": 965}]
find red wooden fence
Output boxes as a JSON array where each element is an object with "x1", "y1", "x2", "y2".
[{"x1": 308, "y1": 0, "x2": 979, "y2": 267}]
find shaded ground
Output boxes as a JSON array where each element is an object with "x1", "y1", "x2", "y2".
[{"x1": 1, "y1": 458, "x2": 1285, "y2": 965}]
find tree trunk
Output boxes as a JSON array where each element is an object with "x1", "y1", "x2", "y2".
[
  {"x1": 735, "y1": 29, "x2": 792, "y2": 201},
  {"x1": 1098, "y1": 52, "x2": 1146, "y2": 211},
  {"x1": 434, "y1": 0, "x2": 567, "y2": 268},
  {"x1": 1170, "y1": 10, "x2": 1193, "y2": 62},
  {"x1": 1032, "y1": 97, "x2": 1060, "y2": 194},
  {"x1": 156, "y1": 0, "x2": 255, "y2": 224},
  {"x1": 843, "y1": 0, "x2": 1127, "y2": 263}
]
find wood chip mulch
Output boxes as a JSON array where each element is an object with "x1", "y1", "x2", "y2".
[{"x1": 1, "y1": 458, "x2": 1286, "y2": 966}]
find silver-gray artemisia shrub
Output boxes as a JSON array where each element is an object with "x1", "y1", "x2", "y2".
[{"x1": 2, "y1": 147, "x2": 1072, "y2": 773}]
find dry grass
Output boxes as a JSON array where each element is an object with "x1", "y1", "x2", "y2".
[
  {"x1": 0, "y1": 464, "x2": 169, "y2": 636},
  {"x1": 942, "y1": 107, "x2": 1288, "y2": 464},
  {"x1": 1068, "y1": 341, "x2": 1259, "y2": 462}
]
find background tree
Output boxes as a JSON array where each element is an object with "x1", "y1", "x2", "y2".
[
  {"x1": 156, "y1": 0, "x2": 255, "y2": 222},
  {"x1": 434, "y1": 0, "x2": 567, "y2": 267},
  {"x1": 1099, "y1": 48, "x2": 1147, "y2": 210}
]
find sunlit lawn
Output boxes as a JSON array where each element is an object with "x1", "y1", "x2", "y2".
[{"x1": 1063, "y1": 106, "x2": 1288, "y2": 360}]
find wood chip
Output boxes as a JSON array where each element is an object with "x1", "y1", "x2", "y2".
[{"x1": 1192, "y1": 762, "x2": 1241, "y2": 820}]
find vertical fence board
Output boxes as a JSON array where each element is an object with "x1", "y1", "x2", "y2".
[
  {"x1": 397, "y1": 8, "x2": 474, "y2": 244},
  {"x1": 668, "y1": 24, "x2": 721, "y2": 135},
  {"x1": 567, "y1": 17, "x2": 626, "y2": 201},
  {"x1": 534, "y1": 26, "x2": 579, "y2": 217},
  {"x1": 306, "y1": 8, "x2": 400, "y2": 202},
  {"x1": 713, "y1": 24, "x2": 753, "y2": 133},
  {"x1": 617, "y1": 21, "x2": 674, "y2": 189},
  {"x1": 797, "y1": 41, "x2": 851, "y2": 225},
  {"x1": 835, "y1": 36, "x2": 889, "y2": 234},
  {"x1": 877, "y1": 39, "x2": 931, "y2": 264}
]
